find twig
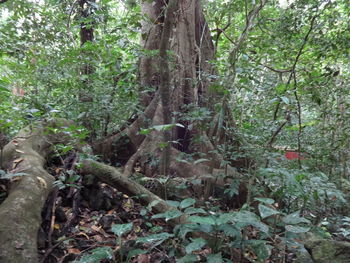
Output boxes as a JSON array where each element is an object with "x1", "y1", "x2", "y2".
[
  {"x1": 48, "y1": 188, "x2": 60, "y2": 247},
  {"x1": 293, "y1": 73, "x2": 302, "y2": 169},
  {"x1": 40, "y1": 234, "x2": 79, "y2": 263}
]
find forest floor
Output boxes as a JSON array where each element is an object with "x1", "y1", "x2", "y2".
[{"x1": 22, "y1": 156, "x2": 296, "y2": 263}]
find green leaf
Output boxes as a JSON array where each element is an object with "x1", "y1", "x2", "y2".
[
  {"x1": 247, "y1": 240, "x2": 270, "y2": 261},
  {"x1": 285, "y1": 225, "x2": 310, "y2": 233},
  {"x1": 177, "y1": 254, "x2": 199, "y2": 263},
  {"x1": 111, "y1": 222, "x2": 133, "y2": 237},
  {"x1": 151, "y1": 210, "x2": 182, "y2": 221},
  {"x1": 184, "y1": 207, "x2": 207, "y2": 215},
  {"x1": 254, "y1": 197, "x2": 275, "y2": 205},
  {"x1": 174, "y1": 223, "x2": 199, "y2": 238},
  {"x1": 147, "y1": 200, "x2": 160, "y2": 210},
  {"x1": 185, "y1": 238, "x2": 207, "y2": 253},
  {"x1": 258, "y1": 204, "x2": 280, "y2": 219},
  {"x1": 217, "y1": 213, "x2": 235, "y2": 225},
  {"x1": 139, "y1": 128, "x2": 151, "y2": 135},
  {"x1": 137, "y1": 232, "x2": 173, "y2": 246},
  {"x1": 180, "y1": 198, "x2": 196, "y2": 209},
  {"x1": 275, "y1": 83, "x2": 286, "y2": 94},
  {"x1": 282, "y1": 211, "x2": 311, "y2": 225},
  {"x1": 218, "y1": 224, "x2": 241, "y2": 238},
  {"x1": 231, "y1": 211, "x2": 269, "y2": 233},
  {"x1": 189, "y1": 215, "x2": 216, "y2": 225},
  {"x1": 153, "y1": 124, "x2": 174, "y2": 131},
  {"x1": 281, "y1": 96, "x2": 290, "y2": 104},
  {"x1": 0, "y1": 86, "x2": 10, "y2": 93},
  {"x1": 74, "y1": 246, "x2": 113, "y2": 262},
  {"x1": 127, "y1": 249, "x2": 147, "y2": 259},
  {"x1": 207, "y1": 253, "x2": 223, "y2": 263},
  {"x1": 166, "y1": 200, "x2": 180, "y2": 208}
]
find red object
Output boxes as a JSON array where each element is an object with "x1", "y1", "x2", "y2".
[
  {"x1": 12, "y1": 87, "x2": 25, "y2": 97},
  {"x1": 285, "y1": 151, "x2": 305, "y2": 160}
]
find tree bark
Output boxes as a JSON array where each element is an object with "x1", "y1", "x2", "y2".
[
  {"x1": 0, "y1": 119, "x2": 73, "y2": 263},
  {"x1": 96, "y1": 0, "x2": 217, "y2": 177}
]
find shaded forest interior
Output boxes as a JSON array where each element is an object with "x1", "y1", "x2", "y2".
[{"x1": 0, "y1": 0, "x2": 350, "y2": 262}]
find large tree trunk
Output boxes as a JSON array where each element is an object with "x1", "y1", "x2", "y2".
[
  {"x1": 95, "y1": 0, "x2": 221, "y2": 179},
  {"x1": 0, "y1": 119, "x2": 73, "y2": 263}
]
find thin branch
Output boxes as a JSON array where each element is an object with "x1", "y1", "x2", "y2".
[
  {"x1": 247, "y1": 54, "x2": 292, "y2": 73},
  {"x1": 229, "y1": 0, "x2": 267, "y2": 64},
  {"x1": 293, "y1": 72, "x2": 302, "y2": 169},
  {"x1": 272, "y1": 14, "x2": 318, "y2": 123}
]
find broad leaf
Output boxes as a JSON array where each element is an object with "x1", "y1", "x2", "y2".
[
  {"x1": 180, "y1": 198, "x2": 196, "y2": 209},
  {"x1": 285, "y1": 225, "x2": 310, "y2": 233},
  {"x1": 254, "y1": 197, "x2": 275, "y2": 205},
  {"x1": 151, "y1": 210, "x2": 182, "y2": 221},
  {"x1": 282, "y1": 211, "x2": 311, "y2": 225},
  {"x1": 137, "y1": 232, "x2": 174, "y2": 246},
  {"x1": 166, "y1": 200, "x2": 180, "y2": 208},
  {"x1": 185, "y1": 238, "x2": 207, "y2": 253},
  {"x1": 258, "y1": 204, "x2": 280, "y2": 219},
  {"x1": 207, "y1": 253, "x2": 223, "y2": 263},
  {"x1": 111, "y1": 222, "x2": 133, "y2": 237},
  {"x1": 184, "y1": 207, "x2": 207, "y2": 215},
  {"x1": 189, "y1": 215, "x2": 216, "y2": 225}
]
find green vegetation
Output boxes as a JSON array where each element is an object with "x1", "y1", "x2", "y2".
[{"x1": 0, "y1": 0, "x2": 349, "y2": 262}]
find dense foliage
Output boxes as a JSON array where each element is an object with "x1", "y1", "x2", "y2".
[{"x1": 1, "y1": 0, "x2": 349, "y2": 262}]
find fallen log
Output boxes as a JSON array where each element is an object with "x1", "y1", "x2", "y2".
[{"x1": 0, "y1": 119, "x2": 73, "y2": 263}]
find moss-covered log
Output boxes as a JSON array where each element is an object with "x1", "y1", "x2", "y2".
[{"x1": 0, "y1": 119, "x2": 73, "y2": 263}]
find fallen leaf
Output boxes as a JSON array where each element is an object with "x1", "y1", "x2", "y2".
[
  {"x1": 68, "y1": 248, "x2": 81, "y2": 254},
  {"x1": 107, "y1": 209, "x2": 115, "y2": 215},
  {"x1": 92, "y1": 235, "x2": 103, "y2": 242},
  {"x1": 137, "y1": 254, "x2": 150, "y2": 263},
  {"x1": 12, "y1": 158, "x2": 23, "y2": 169},
  {"x1": 13, "y1": 158, "x2": 23, "y2": 163},
  {"x1": 15, "y1": 149, "x2": 25, "y2": 154},
  {"x1": 77, "y1": 232, "x2": 89, "y2": 239},
  {"x1": 91, "y1": 225, "x2": 101, "y2": 232}
]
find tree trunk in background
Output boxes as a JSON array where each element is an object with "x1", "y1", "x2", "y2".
[
  {"x1": 139, "y1": 0, "x2": 215, "y2": 149},
  {"x1": 78, "y1": 0, "x2": 96, "y2": 139},
  {"x1": 94, "y1": 0, "x2": 242, "y2": 186}
]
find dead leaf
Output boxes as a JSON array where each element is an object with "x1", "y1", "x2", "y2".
[
  {"x1": 92, "y1": 235, "x2": 103, "y2": 242},
  {"x1": 77, "y1": 232, "x2": 89, "y2": 239},
  {"x1": 107, "y1": 209, "x2": 115, "y2": 215},
  {"x1": 137, "y1": 254, "x2": 150, "y2": 263},
  {"x1": 15, "y1": 149, "x2": 25, "y2": 154},
  {"x1": 122, "y1": 199, "x2": 133, "y2": 212},
  {"x1": 91, "y1": 225, "x2": 101, "y2": 232},
  {"x1": 12, "y1": 158, "x2": 23, "y2": 169},
  {"x1": 68, "y1": 248, "x2": 81, "y2": 254}
]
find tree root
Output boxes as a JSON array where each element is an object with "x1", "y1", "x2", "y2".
[
  {"x1": 81, "y1": 159, "x2": 186, "y2": 225},
  {"x1": 0, "y1": 119, "x2": 73, "y2": 263}
]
